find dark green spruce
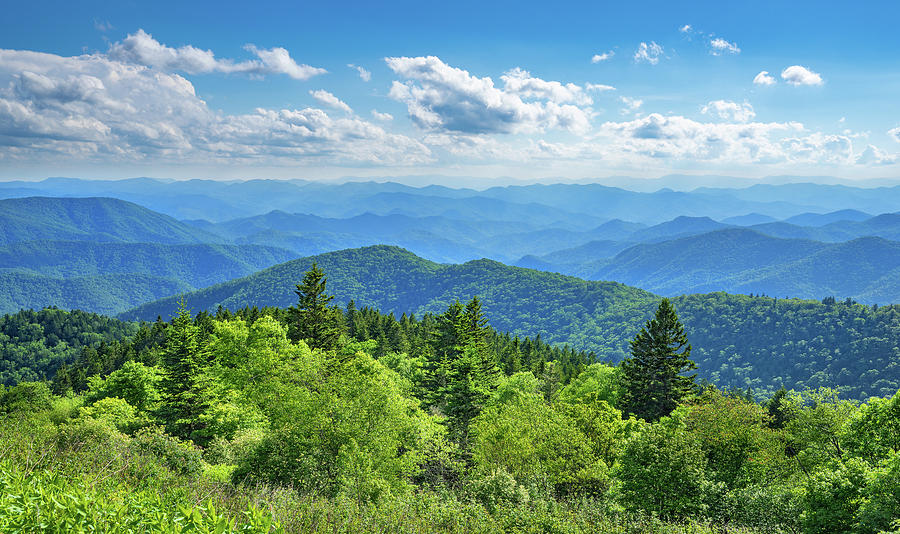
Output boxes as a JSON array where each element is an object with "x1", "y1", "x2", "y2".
[{"x1": 620, "y1": 298, "x2": 697, "y2": 421}]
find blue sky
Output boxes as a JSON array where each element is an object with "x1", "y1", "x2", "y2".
[{"x1": 1, "y1": 0, "x2": 899, "y2": 181}]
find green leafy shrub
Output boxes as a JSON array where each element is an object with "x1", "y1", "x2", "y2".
[{"x1": 130, "y1": 425, "x2": 203, "y2": 477}]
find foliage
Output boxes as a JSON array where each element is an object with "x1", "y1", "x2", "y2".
[
  {"x1": 1, "y1": 267, "x2": 899, "y2": 532},
  {"x1": 0, "y1": 307, "x2": 137, "y2": 385},
  {"x1": 290, "y1": 262, "x2": 344, "y2": 350},
  {"x1": 621, "y1": 298, "x2": 697, "y2": 421},
  {"x1": 122, "y1": 246, "x2": 900, "y2": 400},
  {"x1": 157, "y1": 302, "x2": 213, "y2": 442},
  {"x1": 617, "y1": 423, "x2": 718, "y2": 519}
]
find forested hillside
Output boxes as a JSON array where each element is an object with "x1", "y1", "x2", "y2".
[
  {"x1": 122, "y1": 246, "x2": 658, "y2": 358},
  {"x1": 4, "y1": 191, "x2": 900, "y2": 307},
  {"x1": 0, "y1": 308, "x2": 137, "y2": 385},
  {"x1": 584, "y1": 230, "x2": 900, "y2": 302},
  {"x1": 0, "y1": 196, "x2": 223, "y2": 245},
  {"x1": 1, "y1": 272, "x2": 898, "y2": 533},
  {"x1": 123, "y1": 245, "x2": 900, "y2": 400},
  {"x1": 0, "y1": 271, "x2": 193, "y2": 316}
]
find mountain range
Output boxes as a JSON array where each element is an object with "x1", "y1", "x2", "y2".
[
  {"x1": 1, "y1": 178, "x2": 900, "y2": 399},
  {"x1": 2, "y1": 187, "x2": 900, "y2": 314}
]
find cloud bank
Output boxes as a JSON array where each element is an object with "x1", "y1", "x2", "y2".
[{"x1": 108, "y1": 29, "x2": 326, "y2": 80}]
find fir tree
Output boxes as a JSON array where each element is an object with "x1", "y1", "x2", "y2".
[
  {"x1": 620, "y1": 298, "x2": 696, "y2": 422},
  {"x1": 157, "y1": 301, "x2": 212, "y2": 442},
  {"x1": 290, "y1": 263, "x2": 344, "y2": 351}
]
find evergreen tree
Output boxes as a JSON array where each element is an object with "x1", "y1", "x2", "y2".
[
  {"x1": 157, "y1": 301, "x2": 211, "y2": 442},
  {"x1": 443, "y1": 297, "x2": 501, "y2": 442},
  {"x1": 620, "y1": 298, "x2": 696, "y2": 422},
  {"x1": 290, "y1": 263, "x2": 344, "y2": 351}
]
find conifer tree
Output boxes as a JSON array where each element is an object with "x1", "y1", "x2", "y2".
[
  {"x1": 444, "y1": 297, "x2": 501, "y2": 442},
  {"x1": 422, "y1": 301, "x2": 464, "y2": 410},
  {"x1": 620, "y1": 298, "x2": 696, "y2": 422},
  {"x1": 157, "y1": 301, "x2": 211, "y2": 442},
  {"x1": 290, "y1": 263, "x2": 344, "y2": 351}
]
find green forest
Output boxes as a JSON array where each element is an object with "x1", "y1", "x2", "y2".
[
  {"x1": 1, "y1": 265, "x2": 898, "y2": 533},
  {"x1": 122, "y1": 246, "x2": 900, "y2": 400}
]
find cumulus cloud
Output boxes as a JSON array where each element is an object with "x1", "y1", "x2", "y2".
[
  {"x1": 309, "y1": 89, "x2": 352, "y2": 113},
  {"x1": 0, "y1": 48, "x2": 429, "y2": 165},
  {"x1": 633, "y1": 42, "x2": 664, "y2": 64},
  {"x1": 371, "y1": 110, "x2": 393, "y2": 121},
  {"x1": 107, "y1": 29, "x2": 326, "y2": 80},
  {"x1": 700, "y1": 100, "x2": 755, "y2": 122},
  {"x1": 585, "y1": 83, "x2": 615, "y2": 92},
  {"x1": 385, "y1": 56, "x2": 593, "y2": 135},
  {"x1": 591, "y1": 51, "x2": 614, "y2": 63},
  {"x1": 595, "y1": 113, "x2": 807, "y2": 163},
  {"x1": 679, "y1": 24, "x2": 692, "y2": 33},
  {"x1": 348, "y1": 63, "x2": 371, "y2": 81},
  {"x1": 753, "y1": 71, "x2": 776, "y2": 86},
  {"x1": 709, "y1": 38, "x2": 740, "y2": 55},
  {"x1": 500, "y1": 67, "x2": 592, "y2": 105},
  {"x1": 856, "y1": 144, "x2": 898, "y2": 165},
  {"x1": 781, "y1": 65, "x2": 823, "y2": 86}
]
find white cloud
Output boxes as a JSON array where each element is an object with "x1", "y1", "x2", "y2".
[
  {"x1": 709, "y1": 38, "x2": 740, "y2": 55},
  {"x1": 309, "y1": 89, "x2": 352, "y2": 113},
  {"x1": 348, "y1": 63, "x2": 371, "y2": 82},
  {"x1": 700, "y1": 100, "x2": 755, "y2": 122},
  {"x1": 585, "y1": 83, "x2": 616, "y2": 92},
  {"x1": 500, "y1": 67, "x2": 592, "y2": 105},
  {"x1": 856, "y1": 144, "x2": 898, "y2": 165},
  {"x1": 633, "y1": 41, "x2": 664, "y2": 64},
  {"x1": 753, "y1": 70, "x2": 776, "y2": 86},
  {"x1": 0, "y1": 48, "x2": 429, "y2": 165},
  {"x1": 778, "y1": 132, "x2": 853, "y2": 164},
  {"x1": 620, "y1": 96, "x2": 642, "y2": 114},
  {"x1": 385, "y1": 56, "x2": 593, "y2": 135},
  {"x1": 596, "y1": 113, "x2": 807, "y2": 163},
  {"x1": 107, "y1": 29, "x2": 326, "y2": 80},
  {"x1": 888, "y1": 126, "x2": 900, "y2": 143},
  {"x1": 781, "y1": 65, "x2": 823, "y2": 86},
  {"x1": 371, "y1": 109, "x2": 393, "y2": 121},
  {"x1": 591, "y1": 51, "x2": 614, "y2": 63},
  {"x1": 679, "y1": 24, "x2": 692, "y2": 33}
]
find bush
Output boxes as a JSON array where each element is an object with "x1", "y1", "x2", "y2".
[
  {"x1": 468, "y1": 468, "x2": 530, "y2": 514},
  {"x1": 1, "y1": 381, "x2": 53, "y2": 413},
  {"x1": 617, "y1": 425, "x2": 719, "y2": 519},
  {"x1": 79, "y1": 396, "x2": 140, "y2": 432},
  {"x1": 130, "y1": 426, "x2": 203, "y2": 477}
]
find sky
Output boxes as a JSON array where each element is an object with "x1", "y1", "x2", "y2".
[{"x1": 1, "y1": 0, "x2": 899, "y2": 182}]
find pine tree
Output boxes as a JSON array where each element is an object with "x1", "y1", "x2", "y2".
[
  {"x1": 620, "y1": 298, "x2": 697, "y2": 422},
  {"x1": 422, "y1": 301, "x2": 464, "y2": 410},
  {"x1": 157, "y1": 301, "x2": 212, "y2": 442},
  {"x1": 443, "y1": 297, "x2": 501, "y2": 443},
  {"x1": 290, "y1": 263, "x2": 344, "y2": 351}
]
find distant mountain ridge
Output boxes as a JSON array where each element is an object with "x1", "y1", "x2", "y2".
[
  {"x1": 5, "y1": 177, "x2": 900, "y2": 224},
  {"x1": 0, "y1": 197, "x2": 224, "y2": 245}
]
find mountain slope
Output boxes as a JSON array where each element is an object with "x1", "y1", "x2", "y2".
[
  {"x1": 0, "y1": 271, "x2": 193, "y2": 316},
  {"x1": 0, "y1": 241, "x2": 297, "y2": 288},
  {"x1": 0, "y1": 197, "x2": 225, "y2": 245},
  {"x1": 119, "y1": 245, "x2": 900, "y2": 400},
  {"x1": 589, "y1": 229, "x2": 900, "y2": 302},
  {"x1": 784, "y1": 209, "x2": 872, "y2": 226},
  {"x1": 627, "y1": 216, "x2": 730, "y2": 243},
  {"x1": 121, "y1": 245, "x2": 658, "y2": 357}
]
